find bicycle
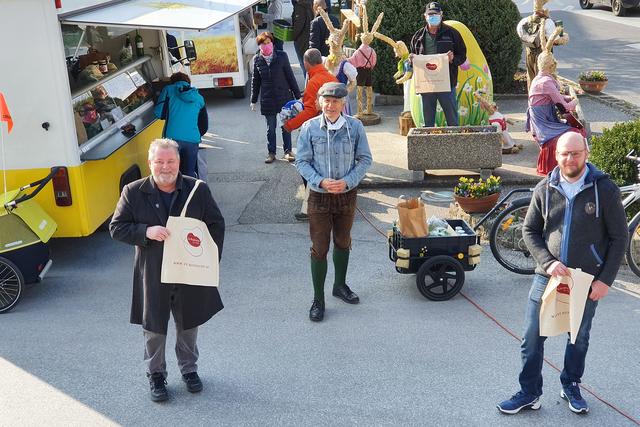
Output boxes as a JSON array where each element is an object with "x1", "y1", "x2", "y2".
[
  {"x1": 474, "y1": 188, "x2": 535, "y2": 275},
  {"x1": 474, "y1": 150, "x2": 640, "y2": 278}
]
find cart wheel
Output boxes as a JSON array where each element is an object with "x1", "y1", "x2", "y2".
[
  {"x1": 0, "y1": 257, "x2": 24, "y2": 313},
  {"x1": 416, "y1": 255, "x2": 465, "y2": 301}
]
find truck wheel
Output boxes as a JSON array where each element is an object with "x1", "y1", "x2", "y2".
[
  {"x1": 231, "y1": 85, "x2": 246, "y2": 99},
  {"x1": 416, "y1": 255, "x2": 465, "y2": 301},
  {"x1": 0, "y1": 257, "x2": 24, "y2": 313}
]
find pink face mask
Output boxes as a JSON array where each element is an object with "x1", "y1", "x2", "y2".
[{"x1": 259, "y1": 42, "x2": 273, "y2": 56}]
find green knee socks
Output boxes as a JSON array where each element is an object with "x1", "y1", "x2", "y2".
[
  {"x1": 333, "y1": 248, "x2": 350, "y2": 290},
  {"x1": 310, "y1": 257, "x2": 327, "y2": 302}
]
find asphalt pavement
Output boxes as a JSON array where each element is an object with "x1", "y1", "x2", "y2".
[{"x1": 1, "y1": 43, "x2": 639, "y2": 426}]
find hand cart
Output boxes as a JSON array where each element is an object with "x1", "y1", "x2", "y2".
[
  {"x1": 0, "y1": 168, "x2": 59, "y2": 313},
  {"x1": 388, "y1": 219, "x2": 482, "y2": 301}
]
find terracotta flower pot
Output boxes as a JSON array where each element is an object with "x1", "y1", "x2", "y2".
[
  {"x1": 454, "y1": 192, "x2": 501, "y2": 214},
  {"x1": 579, "y1": 80, "x2": 608, "y2": 94}
]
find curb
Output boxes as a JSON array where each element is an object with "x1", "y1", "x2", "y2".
[
  {"x1": 375, "y1": 79, "x2": 640, "y2": 118},
  {"x1": 359, "y1": 173, "x2": 542, "y2": 189},
  {"x1": 558, "y1": 76, "x2": 640, "y2": 119}
]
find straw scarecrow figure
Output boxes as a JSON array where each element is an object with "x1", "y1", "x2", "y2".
[
  {"x1": 346, "y1": 0, "x2": 383, "y2": 124},
  {"x1": 318, "y1": 8, "x2": 360, "y2": 103},
  {"x1": 516, "y1": 0, "x2": 569, "y2": 89}
]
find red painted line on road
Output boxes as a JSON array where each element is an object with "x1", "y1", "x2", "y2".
[{"x1": 357, "y1": 205, "x2": 640, "y2": 425}]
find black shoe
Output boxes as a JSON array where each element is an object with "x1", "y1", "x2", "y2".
[
  {"x1": 309, "y1": 299, "x2": 325, "y2": 322},
  {"x1": 148, "y1": 372, "x2": 168, "y2": 402},
  {"x1": 332, "y1": 284, "x2": 360, "y2": 304},
  {"x1": 294, "y1": 212, "x2": 309, "y2": 221},
  {"x1": 182, "y1": 372, "x2": 203, "y2": 393}
]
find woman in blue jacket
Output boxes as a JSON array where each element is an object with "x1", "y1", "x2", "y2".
[
  {"x1": 154, "y1": 72, "x2": 208, "y2": 177},
  {"x1": 250, "y1": 32, "x2": 301, "y2": 164}
]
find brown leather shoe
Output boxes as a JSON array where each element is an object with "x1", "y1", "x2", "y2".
[{"x1": 264, "y1": 153, "x2": 276, "y2": 164}]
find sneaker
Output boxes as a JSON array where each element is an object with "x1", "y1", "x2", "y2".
[
  {"x1": 560, "y1": 382, "x2": 589, "y2": 414},
  {"x1": 148, "y1": 372, "x2": 168, "y2": 402},
  {"x1": 283, "y1": 151, "x2": 296, "y2": 162},
  {"x1": 182, "y1": 372, "x2": 203, "y2": 393},
  {"x1": 497, "y1": 391, "x2": 541, "y2": 414},
  {"x1": 294, "y1": 212, "x2": 309, "y2": 221},
  {"x1": 309, "y1": 299, "x2": 325, "y2": 322},
  {"x1": 264, "y1": 153, "x2": 276, "y2": 164}
]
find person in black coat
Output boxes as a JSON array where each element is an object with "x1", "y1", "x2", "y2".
[
  {"x1": 110, "y1": 138, "x2": 225, "y2": 402},
  {"x1": 250, "y1": 32, "x2": 301, "y2": 164},
  {"x1": 309, "y1": 0, "x2": 339, "y2": 57}
]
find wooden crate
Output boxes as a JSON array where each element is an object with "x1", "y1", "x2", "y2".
[{"x1": 399, "y1": 115, "x2": 415, "y2": 136}]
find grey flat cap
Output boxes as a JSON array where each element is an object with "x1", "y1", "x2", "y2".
[{"x1": 318, "y1": 82, "x2": 348, "y2": 98}]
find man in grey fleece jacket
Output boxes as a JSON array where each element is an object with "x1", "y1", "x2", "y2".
[{"x1": 498, "y1": 132, "x2": 628, "y2": 415}]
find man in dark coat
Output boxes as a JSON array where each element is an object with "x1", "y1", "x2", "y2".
[
  {"x1": 110, "y1": 138, "x2": 225, "y2": 402},
  {"x1": 309, "y1": 0, "x2": 339, "y2": 57},
  {"x1": 292, "y1": 0, "x2": 314, "y2": 78},
  {"x1": 409, "y1": 1, "x2": 466, "y2": 127}
]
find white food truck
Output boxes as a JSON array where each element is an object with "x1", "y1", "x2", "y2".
[{"x1": 0, "y1": 0, "x2": 259, "y2": 237}]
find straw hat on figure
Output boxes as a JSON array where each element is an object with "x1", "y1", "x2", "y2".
[
  {"x1": 517, "y1": 0, "x2": 569, "y2": 89},
  {"x1": 347, "y1": 0, "x2": 384, "y2": 125}
]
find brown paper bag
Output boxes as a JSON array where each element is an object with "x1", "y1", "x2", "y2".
[
  {"x1": 413, "y1": 54, "x2": 451, "y2": 94},
  {"x1": 397, "y1": 198, "x2": 428, "y2": 238},
  {"x1": 539, "y1": 268, "x2": 593, "y2": 344}
]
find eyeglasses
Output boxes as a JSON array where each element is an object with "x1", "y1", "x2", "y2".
[{"x1": 557, "y1": 150, "x2": 586, "y2": 159}]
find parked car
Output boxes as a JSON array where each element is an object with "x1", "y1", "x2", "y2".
[{"x1": 580, "y1": 0, "x2": 640, "y2": 16}]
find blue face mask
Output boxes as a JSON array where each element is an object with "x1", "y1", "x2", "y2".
[{"x1": 427, "y1": 14, "x2": 442, "y2": 26}]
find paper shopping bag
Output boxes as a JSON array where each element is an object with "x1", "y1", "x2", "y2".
[
  {"x1": 161, "y1": 180, "x2": 219, "y2": 287},
  {"x1": 412, "y1": 54, "x2": 451, "y2": 94},
  {"x1": 397, "y1": 198, "x2": 428, "y2": 238},
  {"x1": 539, "y1": 268, "x2": 593, "y2": 343}
]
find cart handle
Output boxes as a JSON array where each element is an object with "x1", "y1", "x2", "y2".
[{"x1": 3, "y1": 167, "x2": 61, "y2": 211}]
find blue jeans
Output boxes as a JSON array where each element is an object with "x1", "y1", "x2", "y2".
[
  {"x1": 518, "y1": 274, "x2": 599, "y2": 397},
  {"x1": 420, "y1": 87, "x2": 459, "y2": 127},
  {"x1": 176, "y1": 140, "x2": 199, "y2": 178},
  {"x1": 265, "y1": 114, "x2": 291, "y2": 154}
]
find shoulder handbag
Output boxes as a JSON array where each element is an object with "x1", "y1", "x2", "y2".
[{"x1": 160, "y1": 180, "x2": 219, "y2": 287}]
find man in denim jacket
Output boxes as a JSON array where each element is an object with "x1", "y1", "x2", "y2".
[
  {"x1": 498, "y1": 132, "x2": 628, "y2": 415},
  {"x1": 295, "y1": 82, "x2": 372, "y2": 322}
]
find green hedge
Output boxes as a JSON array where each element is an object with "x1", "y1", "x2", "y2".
[
  {"x1": 368, "y1": 0, "x2": 522, "y2": 95},
  {"x1": 589, "y1": 119, "x2": 640, "y2": 217}
]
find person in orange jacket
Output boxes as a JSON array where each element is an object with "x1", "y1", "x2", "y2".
[{"x1": 284, "y1": 48, "x2": 337, "y2": 133}]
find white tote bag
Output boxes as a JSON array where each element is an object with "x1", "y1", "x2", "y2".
[
  {"x1": 160, "y1": 180, "x2": 219, "y2": 287},
  {"x1": 412, "y1": 54, "x2": 451, "y2": 94},
  {"x1": 539, "y1": 268, "x2": 592, "y2": 344}
]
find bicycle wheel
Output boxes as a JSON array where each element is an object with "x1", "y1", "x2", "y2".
[
  {"x1": 0, "y1": 257, "x2": 24, "y2": 313},
  {"x1": 626, "y1": 212, "x2": 640, "y2": 278},
  {"x1": 489, "y1": 198, "x2": 536, "y2": 275}
]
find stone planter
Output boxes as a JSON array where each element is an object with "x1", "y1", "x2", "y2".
[
  {"x1": 454, "y1": 192, "x2": 501, "y2": 214},
  {"x1": 407, "y1": 126, "x2": 502, "y2": 178},
  {"x1": 579, "y1": 80, "x2": 608, "y2": 94}
]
